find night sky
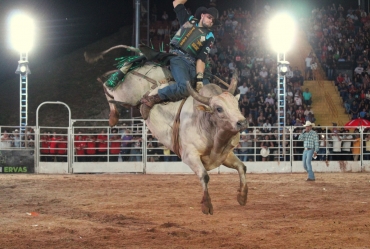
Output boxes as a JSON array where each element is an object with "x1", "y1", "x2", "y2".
[{"x1": 0, "y1": 0, "x2": 357, "y2": 83}]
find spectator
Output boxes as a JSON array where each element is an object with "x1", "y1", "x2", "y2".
[
  {"x1": 75, "y1": 132, "x2": 87, "y2": 162},
  {"x1": 121, "y1": 129, "x2": 133, "y2": 161},
  {"x1": 302, "y1": 88, "x2": 312, "y2": 106},
  {"x1": 341, "y1": 130, "x2": 353, "y2": 161},
  {"x1": 329, "y1": 131, "x2": 342, "y2": 160},
  {"x1": 264, "y1": 93, "x2": 274, "y2": 106},
  {"x1": 0, "y1": 131, "x2": 12, "y2": 149},
  {"x1": 57, "y1": 134, "x2": 68, "y2": 162},
  {"x1": 85, "y1": 134, "x2": 97, "y2": 162},
  {"x1": 130, "y1": 135, "x2": 142, "y2": 162},
  {"x1": 171, "y1": 18, "x2": 179, "y2": 31},
  {"x1": 238, "y1": 82, "x2": 249, "y2": 96},
  {"x1": 161, "y1": 11, "x2": 168, "y2": 23},
  {"x1": 304, "y1": 104, "x2": 313, "y2": 114},
  {"x1": 109, "y1": 128, "x2": 122, "y2": 162},
  {"x1": 147, "y1": 137, "x2": 159, "y2": 162},
  {"x1": 49, "y1": 132, "x2": 59, "y2": 162},
  {"x1": 318, "y1": 133, "x2": 327, "y2": 161},
  {"x1": 40, "y1": 132, "x2": 50, "y2": 162},
  {"x1": 97, "y1": 130, "x2": 108, "y2": 162},
  {"x1": 305, "y1": 52, "x2": 313, "y2": 80},
  {"x1": 13, "y1": 129, "x2": 21, "y2": 148},
  {"x1": 352, "y1": 133, "x2": 361, "y2": 161},
  {"x1": 260, "y1": 134, "x2": 274, "y2": 161},
  {"x1": 157, "y1": 26, "x2": 165, "y2": 41}
]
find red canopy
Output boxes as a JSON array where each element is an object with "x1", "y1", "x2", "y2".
[{"x1": 344, "y1": 118, "x2": 370, "y2": 128}]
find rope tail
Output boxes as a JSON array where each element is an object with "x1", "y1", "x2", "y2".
[{"x1": 84, "y1": 45, "x2": 143, "y2": 64}]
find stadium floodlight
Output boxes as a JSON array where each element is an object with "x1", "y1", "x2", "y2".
[
  {"x1": 267, "y1": 12, "x2": 296, "y2": 53},
  {"x1": 9, "y1": 11, "x2": 35, "y2": 53}
]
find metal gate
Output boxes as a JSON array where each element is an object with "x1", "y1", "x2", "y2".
[
  {"x1": 70, "y1": 119, "x2": 145, "y2": 173},
  {"x1": 36, "y1": 102, "x2": 71, "y2": 173}
]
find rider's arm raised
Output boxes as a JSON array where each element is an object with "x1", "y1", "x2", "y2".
[
  {"x1": 173, "y1": 0, "x2": 190, "y2": 25},
  {"x1": 173, "y1": 0, "x2": 187, "y2": 8}
]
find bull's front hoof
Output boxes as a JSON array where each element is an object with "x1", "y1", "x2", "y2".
[
  {"x1": 237, "y1": 186, "x2": 248, "y2": 206},
  {"x1": 200, "y1": 192, "x2": 213, "y2": 215},
  {"x1": 201, "y1": 202, "x2": 214, "y2": 215},
  {"x1": 109, "y1": 109, "x2": 119, "y2": 127}
]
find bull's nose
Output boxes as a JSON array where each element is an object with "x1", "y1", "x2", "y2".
[{"x1": 236, "y1": 119, "x2": 248, "y2": 131}]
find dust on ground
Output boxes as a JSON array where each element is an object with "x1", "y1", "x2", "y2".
[{"x1": 0, "y1": 173, "x2": 369, "y2": 249}]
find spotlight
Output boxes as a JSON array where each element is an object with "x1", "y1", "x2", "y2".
[
  {"x1": 15, "y1": 60, "x2": 31, "y2": 75},
  {"x1": 278, "y1": 61, "x2": 290, "y2": 76}
]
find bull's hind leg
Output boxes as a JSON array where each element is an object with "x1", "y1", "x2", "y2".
[
  {"x1": 223, "y1": 152, "x2": 248, "y2": 206},
  {"x1": 182, "y1": 154, "x2": 214, "y2": 215}
]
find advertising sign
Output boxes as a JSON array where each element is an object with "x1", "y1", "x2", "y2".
[{"x1": 0, "y1": 150, "x2": 35, "y2": 173}]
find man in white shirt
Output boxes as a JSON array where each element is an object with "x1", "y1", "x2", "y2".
[
  {"x1": 0, "y1": 131, "x2": 13, "y2": 149},
  {"x1": 265, "y1": 93, "x2": 274, "y2": 105},
  {"x1": 354, "y1": 63, "x2": 364, "y2": 75},
  {"x1": 259, "y1": 67, "x2": 268, "y2": 79},
  {"x1": 341, "y1": 130, "x2": 353, "y2": 161},
  {"x1": 238, "y1": 82, "x2": 249, "y2": 96},
  {"x1": 262, "y1": 119, "x2": 272, "y2": 133},
  {"x1": 330, "y1": 131, "x2": 342, "y2": 160},
  {"x1": 304, "y1": 106, "x2": 314, "y2": 116},
  {"x1": 305, "y1": 53, "x2": 313, "y2": 80}
]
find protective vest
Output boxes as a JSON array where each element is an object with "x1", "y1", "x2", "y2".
[{"x1": 171, "y1": 18, "x2": 213, "y2": 58}]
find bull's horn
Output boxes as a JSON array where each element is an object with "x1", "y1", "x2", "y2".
[
  {"x1": 227, "y1": 77, "x2": 238, "y2": 95},
  {"x1": 186, "y1": 81, "x2": 210, "y2": 105}
]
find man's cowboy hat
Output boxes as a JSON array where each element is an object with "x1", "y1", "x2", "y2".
[
  {"x1": 303, "y1": 121, "x2": 315, "y2": 127},
  {"x1": 195, "y1": 7, "x2": 219, "y2": 20},
  {"x1": 260, "y1": 148, "x2": 270, "y2": 157}
]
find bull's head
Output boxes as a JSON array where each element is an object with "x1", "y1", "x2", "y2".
[{"x1": 187, "y1": 78, "x2": 248, "y2": 133}]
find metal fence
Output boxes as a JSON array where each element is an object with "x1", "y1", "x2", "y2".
[{"x1": 1, "y1": 123, "x2": 370, "y2": 173}]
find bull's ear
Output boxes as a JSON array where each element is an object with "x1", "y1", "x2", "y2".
[
  {"x1": 235, "y1": 94, "x2": 241, "y2": 101},
  {"x1": 196, "y1": 105, "x2": 213, "y2": 113}
]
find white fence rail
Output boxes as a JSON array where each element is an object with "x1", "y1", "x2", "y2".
[{"x1": 1, "y1": 121, "x2": 370, "y2": 174}]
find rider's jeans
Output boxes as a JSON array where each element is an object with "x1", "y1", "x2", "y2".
[{"x1": 158, "y1": 55, "x2": 196, "y2": 101}]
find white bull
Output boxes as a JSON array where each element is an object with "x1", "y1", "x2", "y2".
[
  {"x1": 146, "y1": 80, "x2": 248, "y2": 215},
  {"x1": 86, "y1": 46, "x2": 249, "y2": 214}
]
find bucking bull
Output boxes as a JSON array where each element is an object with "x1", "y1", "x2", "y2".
[{"x1": 85, "y1": 45, "x2": 248, "y2": 215}]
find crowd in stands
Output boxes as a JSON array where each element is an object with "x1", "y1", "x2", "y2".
[
  {"x1": 306, "y1": 3, "x2": 370, "y2": 120},
  {"x1": 0, "y1": 128, "x2": 35, "y2": 149},
  {"x1": 153, "y1": 4, "x2": 314, "y2": 128}
]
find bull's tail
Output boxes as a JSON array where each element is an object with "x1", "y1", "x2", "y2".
[{"x1": 84, "y1": 45, "x2": 143, "y2": 63}]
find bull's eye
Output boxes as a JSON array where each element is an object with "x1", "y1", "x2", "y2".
[{"x1": 216, "y1": 107, "x2": 223, "y2": 113}]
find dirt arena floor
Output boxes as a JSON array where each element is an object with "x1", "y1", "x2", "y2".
[{"x1": 0, "y1": 173, "x2": 369, "y2": 249}]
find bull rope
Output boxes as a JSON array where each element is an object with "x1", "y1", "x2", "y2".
[{"x1": 171, "y1": 98, "x2": 187, "y2": 158}]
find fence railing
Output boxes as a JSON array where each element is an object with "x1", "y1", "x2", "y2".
[{"x1": 2, "y1": 124, "x2": 370, "y2": 165}]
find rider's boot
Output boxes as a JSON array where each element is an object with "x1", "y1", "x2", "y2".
[
  {"x1": 105, "y1": 62, "x2": 133, "y2": 90},
  {"x1": 140, "y1": 93, "x2": 163, "y2": 120}
]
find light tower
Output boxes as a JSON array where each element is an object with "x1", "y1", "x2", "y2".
[
  {"x1": 268, "y1": 12, "x2": 296, "y2": 162},
  {"x1": 9, "y1": 12, "x2": 35, "y2": 132}
]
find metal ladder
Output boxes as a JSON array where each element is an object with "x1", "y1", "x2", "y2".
[
  {"x1": 276, "y1": 53, "x2": 287, "y2": 161},
  {"x1": 19, "y1": 52, "x2": 28, "y2": 131}
]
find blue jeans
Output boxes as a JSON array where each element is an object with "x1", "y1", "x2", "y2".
[
  {"x1": 158, "y1": 55, "x2": 196, "y2": 101},
  {"x1": 302, "y1": 149, "x2": 315, "y2": 180},
  {"x1": 327, "y1": 68, "x2": 333, "y2": 80}
]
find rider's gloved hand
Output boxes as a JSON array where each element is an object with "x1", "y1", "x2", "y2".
[{"x1": 196, "y1": 72, "x2": 204, "y2": 92}]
